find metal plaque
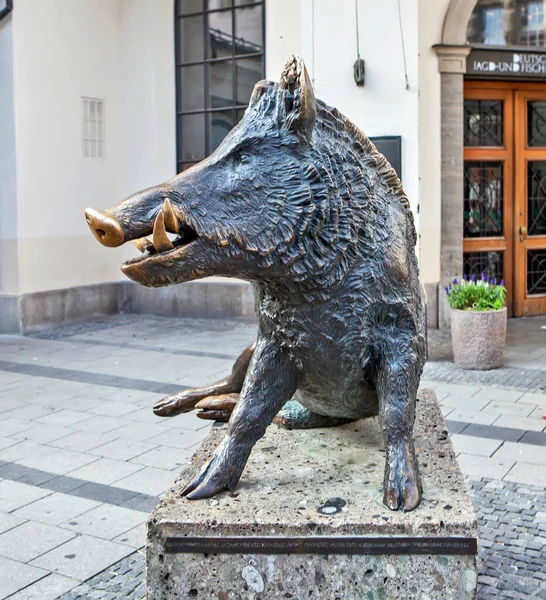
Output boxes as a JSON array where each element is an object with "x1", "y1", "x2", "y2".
[
  {"x1": 164, "y1": 535, "x2": 477, "y2": 555},
  {"x1": 467, "y1": 48, "x2": 546, "y2": 78}
]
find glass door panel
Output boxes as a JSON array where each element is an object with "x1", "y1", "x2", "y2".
[
  {"x1": 463, "y1": 83, "x2": 514, "y2": 314},
  {"x1": 514, "y1": 90, "x2": 546, "y2": 315}
]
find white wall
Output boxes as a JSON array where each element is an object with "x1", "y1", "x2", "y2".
[
  {"x1": 299, "y1": 0, "x2": 420, "y2": 220},
  {"x1": 9, "y1": 0, "x2": 176, "y2": 294},
  {"x1": 0, "y1": 15, "x2": 19, "y2": 294},
  {"x1": 418, "y1": 0, "x2": 451, "y2": 284}
]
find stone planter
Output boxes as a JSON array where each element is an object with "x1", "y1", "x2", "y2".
[{"x1": 450, "y1": 307, "x2": 507, "y2": 370}]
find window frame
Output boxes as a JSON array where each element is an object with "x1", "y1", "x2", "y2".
[{"x1": 174, "y1": 0, "x2": 266, "y2": 173}]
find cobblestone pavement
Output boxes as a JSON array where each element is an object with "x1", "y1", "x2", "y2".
[
  {"x1": 471, "y1": 480, "x2": 546, "y2": 600},
  {"x1": 0, "y1": 314, "x2": 545, "y2": 598}
]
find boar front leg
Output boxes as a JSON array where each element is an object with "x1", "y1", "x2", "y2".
[
  {"x1": 182, "y1": 338, "x2": 298, "y2": 500},
  {"x1": 152, "y1": 342, "x2": 255, "y2": 417},
  {"x1": 376, "y1": 335, "x2": 424, "y2": 512}
]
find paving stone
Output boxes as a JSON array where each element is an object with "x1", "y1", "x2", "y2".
[
  {"x1": 442, "y1": 409, "x2": 501, "y2": 426},
  {"x1": 69, "y1": 482, "x2": 139, "y2": 506},
  {"x1": 30, "y1": 535, "x2": 133, "y2": 581},
  {"x1": 113, "y1": 466, "x2": 175, "y2": 496},
  {"x1": 11, "y1": 424, "x2": 74, "y2": 444},
  {"x1": 17, "y1": 449, "x2": 99, "y2": 475},
  {"x1": 461, "y1": 424, "x2": 524, "y2": 443},
  {"x1": 89, "y1": 438, "x2": 158, "y2": 461},
  {"x1": 49, "y1": 431, "x2": 119, "y2": 453},
  {"x1": 67, "y1": 458, "x2": 144, "y2": 486},
  {"x1": 504, "y1": 462, "x2": 546, "y2": 486},
  {"x1": 129, "y1": 444, "x2": 193, "y2": 471},
  {"x1": 518, "y1": 430, "x2": 546, "y2": 446},
  {"x1": 0, "y1": 418, "x2": 37, "y2": 438},
  {"x1": 0, "y1": 556, "x2": 48, "y2": 599},
  {"x1": 0, "y1": 512, "x2": 27, "y2": 535},
  {"x1": 60, "y1": 504, "x2": 146, "y2": 541},
  {"x1": 457, "y1": 455, "x2": 515, "y2": 481},
  {"x1": 145, "y1": 427, "x2": 209, "y2": 450},
  {"x1": 3, "y1": 573, "x2": 79, "y2": 600},
  {"x1": 0, "y1": 480, "x2": 52, "y2": 513},
  {"x1": 451, "y1": 434, "x2": 504, "y2": 457},
  {"x1": 493, "y1": 415, "x2": 546, "y2": 432},
  {"x1": 5, "y1": 573, "x2": 78, "y2": 600},
  {"x1": 35, "y1": 410, "x2": 93, "y2": 427},
  {"x1": 0, "y1": 440, "x2": 59, "y2": 463},
  {"x1": 0, "y1": 520, "x2": 76, "y2": 563},
  {"x1": 493, "y1": 441, "x2": 546, "y2": 466},
  {"x1": 13, "y1": 492, "x2": 101, "y2": 526},
  {"x1": 483, "y1": 401, "x2": 537, "y2": 418}
]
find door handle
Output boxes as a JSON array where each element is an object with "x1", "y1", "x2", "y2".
[{"x1": 520, "y1": 226, "x2": 527, "y2": 235}]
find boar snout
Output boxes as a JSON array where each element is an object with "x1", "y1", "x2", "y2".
[{"x1": 85, "y1": 208, "x2": 125, "y2": 248}]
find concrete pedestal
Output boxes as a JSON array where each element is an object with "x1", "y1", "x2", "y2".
[{"x1": 147, "y1": 390, "x2": 478, "y2": 599}]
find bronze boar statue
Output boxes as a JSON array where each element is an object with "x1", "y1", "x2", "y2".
[{"x1": 85, "y1": 55, "x2": 426, "y2": 511}]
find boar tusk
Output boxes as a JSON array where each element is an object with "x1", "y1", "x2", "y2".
[
  {"x1": 163, "y1": 198, "x2": 180, "y2": 234},
  {"x1": 153, "y1": 210, "x2": 174, "y2": 253},
  {"x1": 134, "y1": 238, "x2": 154, "y2": 253}
]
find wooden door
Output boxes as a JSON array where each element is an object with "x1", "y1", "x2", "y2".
[
  {"x1": 464, "y1": 81, "x2": 546, "y2": 316},
  {"x1": 463, "y1": 83, "x2": 514, "y2": 314},
  {"x1": 514, "y1": 89, "x2": 546, "y2": 316}
]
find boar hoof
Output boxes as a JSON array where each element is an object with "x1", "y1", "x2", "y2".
[
  {"x1": 383, "y1": 444, "x2": 421, "y2": 512},
  {"x1": 182, "y1": 448, "x2": 243, "y2": 500}
]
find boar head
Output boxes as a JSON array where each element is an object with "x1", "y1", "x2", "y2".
[{"x1": 86, "y1": 55, "x2": 327, "y2": 289}]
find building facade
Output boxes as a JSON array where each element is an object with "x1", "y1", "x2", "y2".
[{"x1": 0, "y1": 0, "x2": 545, "y2": 332}]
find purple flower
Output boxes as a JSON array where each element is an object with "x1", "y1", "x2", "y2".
[
  {"x1": 500, "y1": 279, "x2": 504, "y2": 286},
  {"x1": 470, "y1": 274, "x2": 476, "y2": 282},
  {"x1": 453, "y1": 278, "x2": 458, "y2": 285},
  {"x1": 481, "y1": 271, "x2": 485, "y2": 281},
  {"x1": 463, "y1": 274, "x2": 467, "y2": 280},
  {"x1": 445, "y1": 286, "x2": 449, "y2": 295}
]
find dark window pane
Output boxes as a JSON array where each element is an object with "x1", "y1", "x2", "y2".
[
  {"x1": 464, "y1": 162, "x2": 504, "y2": 238},
  {"x1": 235, "y1": 56, "x2": 261, "y2": 104},
  {"x1": 463, "y1": 252, "x2": 504, "y2": 282},
  {"x1": 528, "y1": 161, "x2": 546, "y2": 235},
  {"x1": 208, "y1": 10, "x2": 233, "y2": 59},
  {"x1": 178, "y1": 114, "x2": 206, "y2": 162},
  {"x1": 466, "y1": 0, "x2": 546, "y2": 47},
  {"x1": 235, "y1": 0, "x2": 262, "y2": 4},
  {"x1": 528, "y1": 101, "x2": 546, "y2": 146},
  {"x1": 177, "y1": 16, "x2": 204, "y2": 64},
  {"x1": 236, "y1": 107, "x2": 247, "y2": 124},
  {"x1": 208, "y1": 110, "x2": 233, "y2": 153},
  {"x1": 464, "y1": 100, "x2": 503, "y2": 147},
  {"x1": 527, "y1": 250, "x2": 546, "y2": 294},
  {"x1": 176, "y1": 0, "x2": 203, "y2": 16},
  {"x1": 181, "y1": 161, "x2": 199, "y2": 171},
  {"x1": 235, "y1": 4, "x2": 263, "y2": 54},
  {"x1": 177, "y1": 66, "x2": 205, "y2": 112},
  {"x1": 208, "y1": 60, "x2": 234, "y2": 108}
]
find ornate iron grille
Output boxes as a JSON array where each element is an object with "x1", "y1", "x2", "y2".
[
  {"x1": 464, "y1": 100, "x2": 503, "y2": 147},
  {"x1": 464, "y1": 162, "x2": 504, "y2": 238},
  {"x1": 527, "y1": 249, "x2": 546, "y2": 294},
  {"x1": 527, "y1": 161, "x2": 546, "y2": 235},
  {"x1": 528, "y1": 101, "x2": 546, "y2": 147},
  {"x1": 463, "y1": 251, "x2": 504, "y2": 282}
]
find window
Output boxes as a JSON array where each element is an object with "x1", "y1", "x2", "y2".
[
  {"x1": 467, "y1": 0, "x2": 546, "y2": 47},
  {"x1": 175, "y1": 0, "x2": 265, "y2": 173},
  {"x1": 82, "y1": 98, "x2": 104, "y2": 159}
]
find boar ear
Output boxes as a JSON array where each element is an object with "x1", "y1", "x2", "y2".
[{"x1": 279, "y1": 55, "x2": 316, "y2": 142}]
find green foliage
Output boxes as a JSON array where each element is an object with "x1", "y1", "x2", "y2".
[{"x1": 446, "y1": 276, "x2": 506, "y2": 312}]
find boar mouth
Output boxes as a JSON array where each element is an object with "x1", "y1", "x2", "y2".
[{"x1": 122, "y1": 200, "x2": 199, "y2": 268}]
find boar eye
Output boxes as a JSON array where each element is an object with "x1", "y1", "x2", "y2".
[{"x1": 235, "y1": 152, "x2": 252, "y2": 166}]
